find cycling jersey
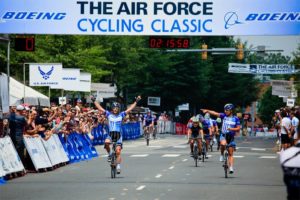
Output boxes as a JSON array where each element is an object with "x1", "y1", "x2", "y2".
[
  {"x1": 220, "y1": 113, "x2": 240, "y2": 136},
  {"x1": 144, "y1": 114, "x2": 154, "y2": 126},
  {"x1": 105, "y1": 110, "x2": 126, "y2": 132},
  {"x1": 202, "y1": 119, "x2": 211, "y2": 135},
  {"x1": 190, "y1": 126, "x2": 202, "y2": 138}
]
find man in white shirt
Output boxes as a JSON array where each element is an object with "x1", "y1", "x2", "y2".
[
  {"x1": 290, "y1": 111, "x2": 299, "y2": 146},
  {"x1": 280, "y1": 133, "x2": 300, "y2": 200},
  {"x1": 281, "y1": 110, "x2": 292, "y2": 150}
]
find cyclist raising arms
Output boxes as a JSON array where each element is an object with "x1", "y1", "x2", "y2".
[
  {"x1": 92, "y1": 96, "x2": 141, "y2": 174},
  {"x1": 201, "y1": 103, "x2": 241, "y2": 174}
]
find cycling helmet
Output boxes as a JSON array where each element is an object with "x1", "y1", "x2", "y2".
[
  {"x1": 224, "y1": 103, "x2": 234, "y2": 110},
  {"x1": 191, "y1": 117, "x2": 199, "y2": 123},
  {"x1": 216, "y1": 118, "x2": 222, "y2": 123},
  {"x1": 111, "y1": 102, "x2": 120, "y2": 109},
  {"x1": 204, "y1": 113, "x2": 210, "y2": 119}
]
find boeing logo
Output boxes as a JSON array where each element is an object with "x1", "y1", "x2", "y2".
[
  {"x1": 1, "y1": 12, "x2": 66, "y2": 21},
  {"x1": 224, "y1": 11, "x2": 300, "y2": 29},
  {"x1": 224, "y1": 12, "x2": 242, "y2": 29}
]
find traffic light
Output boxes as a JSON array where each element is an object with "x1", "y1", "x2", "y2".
[
  {"x1": 236, "y1": 43, "x2": 244, "y2": 60},
  {"x1": 201, "y1": 43, "x2": 207, "y2": 60}
]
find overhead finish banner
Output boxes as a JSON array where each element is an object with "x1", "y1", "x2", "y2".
[
  {"x1": 0, "y1": 0, "x2": 299, "y2": 35},
  {"x1": 228, "y1": 63, "x2": 297, "y2": 74},
  {"x1": 29, "y1": 63, "x2": 62, "y2": 86}
]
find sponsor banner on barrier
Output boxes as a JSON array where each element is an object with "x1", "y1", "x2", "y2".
[
  {"x1": 52, "y1": 134, "x2": 69, "y2": 162},
  {"x1": 229, "y1": 63, "x2": 297, "y2": 74},
  {"x1": 0, "y1": 136, "x2": 25, "y2": 175},
  {"x1": 29, "y1": 63, "x2": 63, "y2": 87},
  {"x1": 0, "y1": 0, "x2": 299, "y2": 35},
  {"x1": 42, "y1": 136, "x2": 64, "y2": 166},
  {"x1": 50, "y1": 68, "x2": 80, "y2": 91},
  {"x1": 24, "y1": 136, "x2": 53, "y2": 170}
]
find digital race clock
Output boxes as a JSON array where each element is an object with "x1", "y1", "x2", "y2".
[{"x1": 149, "y1": 37, "x2": 190, "y2": 49}]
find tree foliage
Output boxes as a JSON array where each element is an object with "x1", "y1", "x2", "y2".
[{"x1": 0, "y1": 35, "x2": 264, "y2": 112}]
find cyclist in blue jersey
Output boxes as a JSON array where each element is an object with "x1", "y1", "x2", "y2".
[
  {"x1": 92, "y1": 96, "x2": 141, "y2": 174},
  {"x1": 143, "y1": 111, "x2": 154, "y2": 138},
  {"x1": 202, "y1": 115, "x2": 212, "y2": 158},
  {"x1": 201, "y1": 103, "x2": 241, "y2": 174}
]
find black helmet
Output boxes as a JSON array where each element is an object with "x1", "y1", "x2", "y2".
[
  {"x1": 224, "y1": 103, "x2": 234, "y2": 110},
  {"x1": 112, "y1": 102, "x2": 120, "y2": 109}
]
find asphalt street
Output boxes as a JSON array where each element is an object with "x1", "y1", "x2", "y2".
[{"x1": 0, "y1": 134, "x2": 286, "y2": 200}]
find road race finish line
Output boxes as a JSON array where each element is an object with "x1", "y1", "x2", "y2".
[{"x1": 0, "y1": 0, "x2": 299, "y2": 35}]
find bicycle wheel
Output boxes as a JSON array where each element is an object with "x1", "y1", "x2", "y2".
[
  {"x1": 111, "y1": 154, "x2": 116, "y2": 179},
  {"x1": 111, "y1": 166, "x2": 116, "y2": 178},
  {"x1": 224, "y1": 153, "x2": 228, "y2": 178},
  {"x1": 202, "y1": 143, "x2": 206, "y2": 162},
  {"x1": 146, "y1": 136, "x2": 149, "y2": 146},
  {"x1": 193, "y1": 144, "x2": 198, "y2": 167}
]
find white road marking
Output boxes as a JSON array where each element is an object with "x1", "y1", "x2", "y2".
[
  {"x1": 173, "y1": 145, "x2": 187, "y2": 148},
  {"x1": 182, "y1": 159, "x2": 188, "y2": 162},
  {"x1": 108, "y1": 198, "x2": 115, "y2": 200},
  {"x1": 136, "y1": 185, "x2": 146, "y2": 191},
  {"x1": 162, "y1": 154, "x2": 180, "y2": 157},
  {"x1": 259, "y1": 156, "x2": 277, "y2": 159},
  {"x1": 155, "y1": 174, "x2": 162, "y2": 178},
  {"x1": 169, "y1": 166, "x2": 175, "y2": 170},
  {"x1": 233, "y1": 155, "x2": 244, "y2": 158},
  {"x1": 251, "y1": 148, "x2": 266, "y2": 151},
  {"x1": 101, "y1": 155, "x2": 108, "y2": 158},
  {"x1": 148, "y1": 145, "x2": 162, "y2": 148},
  {"x1": 206, "y1": 155, "x2": 212, "y2": 158},
  {"x1": 130, "y1": 154, "x2": 149, "y2": 157}
]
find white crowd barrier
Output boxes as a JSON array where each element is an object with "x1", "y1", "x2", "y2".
[
  {"x1": 52, "y1": 134, "x2": 69, "y2": 163},
  {"x1": 24, "y1": 136, "x2": 53, "y2": 170},
  {"x1": 42, "y1": 135, "x2": 69, "y2": 166},
  {"x1": 156, "y1": 120, "x2": 175, "y2": 134},
  {"x1": 0, "y1": 136, "x2": 25, "y2": 176},
  {"x1": 24, "y1": 135, "x2": 69, "y2": 171}
]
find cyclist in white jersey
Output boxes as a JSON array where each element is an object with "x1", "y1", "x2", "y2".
[
  {"x1": 201, "y1": 103, "x2": 241, "y2": 174},
  {"x1": 92, "y1": 96, "x2": 141, "y2": 174}
]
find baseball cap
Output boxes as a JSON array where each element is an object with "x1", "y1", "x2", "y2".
[
  {"x1": 16, "y1": 105, "x2": 25, "y2": 111},
  {"x1": 275, "y1": 110, "x2": 280, "y2": 113},
  {"x1": 77, "y1": 99, "x2": 82, "y2": 103}
]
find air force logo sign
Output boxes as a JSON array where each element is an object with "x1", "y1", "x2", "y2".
[{"x1": 29, "y1": 63, "x2": 62, "y2": 86}]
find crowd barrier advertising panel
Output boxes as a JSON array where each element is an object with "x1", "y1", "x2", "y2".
[
  {"x1": 0, "y1": 136, "x2": 25, "y2": 175},
  {"x1": 24, "y1": 136, "x2": 52, "y2": 170},
  {"x1": 52, "y1": 134, "x2": 69, "y2": 163},
  {"x1": 42, "y1": 135, "x2": 65, "y2": 166},
  {"x1": 0, "y1": 0, "x2": 299, "y2": 35}
]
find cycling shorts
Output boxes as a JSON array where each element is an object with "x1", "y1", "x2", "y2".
[
  {"x1": 220, "y1": 133, "x2": 236, "y2": 148},
  {"x1": 106, "y1": 131, "x2": 123, "y2": 145}
]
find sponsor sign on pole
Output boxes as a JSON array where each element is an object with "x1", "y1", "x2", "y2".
[
  {"x1": 29, "y1": 63, "x2": 62, "y2": 86},
  {"x1": 59, "y1": 97, "x2": 67, "y2": 105},
  {"x1": 229, "y1": 63, "x2": 297, "y2": 74},
  {"x1": 51, "y1": 68, "x2": 80, "y2": 91},
  {"x1": 0, "y1": 0, "x2": 299, "y2": 35},
  {"x1": 91, "y1": 83, "x2": 117, "y2": 98},
  {"x1": 287, "y1": 98, "x2": 295, "y2": 107},
  {"x1": 78, "y1": 72, "x2": 91, "y2": 92},
  {"x1": 148, "y1": 96, "x2": 161, "y2": 106}
]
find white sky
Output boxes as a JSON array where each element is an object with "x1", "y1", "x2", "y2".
[{"x1": 235, "y1": 36, "x2": 300, "y2": 58}]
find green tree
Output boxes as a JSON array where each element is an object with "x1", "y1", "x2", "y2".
[{"x1": 258, "y1": 87, "x2": 285, "y2": 124}]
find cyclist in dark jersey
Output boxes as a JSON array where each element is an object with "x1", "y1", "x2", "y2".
[{"x1": 187, "y1": 117, "x2": 204, "y2": 156}]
